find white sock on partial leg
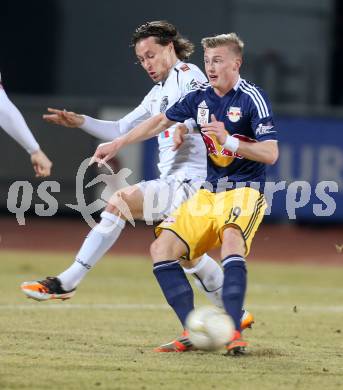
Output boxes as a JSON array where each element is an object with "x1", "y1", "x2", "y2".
[
  {"x1": 183, "y1": 253, "x2": 224, "y2": 308},
  {"x1": 58, "y1": 211, "x2": 126, "y2": 291}
]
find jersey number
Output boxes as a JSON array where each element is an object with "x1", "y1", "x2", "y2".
[{"x1": 225, "y1": 207, "x2": 242, "y2": 223}]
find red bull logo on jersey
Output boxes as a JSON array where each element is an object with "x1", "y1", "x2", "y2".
[
  {"x1": 202, "y1": 133, "x2": 235, "y2": 167},
  {"x1": 227, "y1": 106, "x2": 242, "y2": 123},
  {"x1": 202, "y1": 133, "x2": 257, "y2": 167}
]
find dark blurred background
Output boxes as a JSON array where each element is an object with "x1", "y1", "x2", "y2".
[
  {"x1": 1, "y1": 0, "x2": 342, "y2": 105},
  {"x1": 0, "y1": 0, "x2": 342, "y2": 224}
]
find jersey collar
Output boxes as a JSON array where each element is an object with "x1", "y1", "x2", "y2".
[
  {"x1": 158, "y1": 60, "x2": 182, "y2": 86},
  {"x1": 210, "y1": 75, "x2": 242, "y2": 98},
  {"x1": 233, "y1": 76, "x2": 242, "y2": 91}
]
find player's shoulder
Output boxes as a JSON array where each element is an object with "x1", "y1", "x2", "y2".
[
  {"x1": 238, "y1": 78, "x2": 270, "y2": 100},
  {"x1": 175, "y1": 62, "x2": 207, "y2": 81},
  {"x1": 238, "y1": 78, "x2": 271, "y2": 118},
  {"x1": 182, "y1": 84, "x2": 210, "y2": 106},
  {"x1": 174, "y1": 61, "x2": 208, "y2": 94},
  {"x1": 175, "y1": 61, "x2": 201, "y2": 73}
]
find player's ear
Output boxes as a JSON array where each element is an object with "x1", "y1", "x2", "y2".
[{"x1": 233, "y1": 57, "x2": 242, "y2": 71}]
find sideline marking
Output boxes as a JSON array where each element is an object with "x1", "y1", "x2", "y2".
[{"x1": 1, "y1": 303, "x2": 343, "y2": 313}]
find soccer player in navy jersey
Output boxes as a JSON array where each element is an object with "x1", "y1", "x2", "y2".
[{"x1": 88, "y1": 32, "x2": 279, "y2": 354}]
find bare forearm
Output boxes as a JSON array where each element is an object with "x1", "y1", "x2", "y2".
[
  {"x1": 121, "y1": 113, "x2": 174, "y2": 146},
  {"x1": 201, "y1": 116, "x2": 279, "y2": 165},
  {"x1": 236, "y1": 140, "x2": 279, "y2": 165},
  {"x1": 89, "y1": 114, "x2": 176, "y2": 167}
]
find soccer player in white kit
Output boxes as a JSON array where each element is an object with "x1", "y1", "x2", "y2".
[
  {"x1": 0, "y1": 74, "x2": 52, "y2": 177},
  {"x1": 20, "y1": 22, "x2": 253, "y2": 341}
]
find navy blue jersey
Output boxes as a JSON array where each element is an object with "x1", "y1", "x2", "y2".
[{"x1": 165, "y1": 78, "x2": 277, "y2": 191}]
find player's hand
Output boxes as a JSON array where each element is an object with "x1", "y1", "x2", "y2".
[
  {"x1": 201, "y1": 114, "x2": 228, "y2": 144},
  {"x1": 30, "y1": 149, "x2": 53, "y2": 177},
  {"x1": 43, "y1": 108, "x2": 85, "y2": 128},
  {"x1": 172, "y1": 124, "x2": 188, "y2": 151},
  {"x1": 89, "y1": 138, "x2": 124, "y2": 168}
]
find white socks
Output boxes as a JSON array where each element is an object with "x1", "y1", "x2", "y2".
[
  {"x1": 58, "y1": 211, "x2": 126, "y2": 291},
  {"x1": 57, "y1": 213, "x2": 223, "y2": 304},
  {"x1": 183, "y1": 253, "x2": 224, "y2": 308}
]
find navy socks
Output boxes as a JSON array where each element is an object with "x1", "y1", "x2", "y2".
[
  {"x1": 221, "y1": 255, "x2": 247, "y2": 331},
  {"x1": 153, "y1": 261, "x2": 194, "y2": 327}
]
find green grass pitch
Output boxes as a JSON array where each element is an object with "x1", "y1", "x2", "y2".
[{"x1": 0, "y1": 250, "x2": 342, "y2": 389}]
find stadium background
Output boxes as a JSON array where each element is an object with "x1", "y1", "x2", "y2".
[{"x1": 0, "y1": 0, "x2": 342, "y2": 256}]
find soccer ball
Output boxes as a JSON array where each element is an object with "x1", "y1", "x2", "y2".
[{"x1": 186, "y1": 306, "x2": 235, "y2": 351}]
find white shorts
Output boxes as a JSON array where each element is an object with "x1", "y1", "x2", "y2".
[{"x1": 136, "y1": 175, "x2": 204, "y2": 223}]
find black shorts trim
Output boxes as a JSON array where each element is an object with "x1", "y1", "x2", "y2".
[
  {"x1": 243, "y1": 195, "x2": 265, "y2": 240},
  {"x1": 155, "y1": 227, "x2": 191, "y2": 261}
]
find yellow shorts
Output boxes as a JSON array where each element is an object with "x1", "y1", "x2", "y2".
[{"x1": 155, "y1": 187, "x2": 266, "y2": 260}]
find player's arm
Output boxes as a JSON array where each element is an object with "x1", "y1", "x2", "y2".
[
  {"x1": 233, "y1": 138, "x2": 278, "y2": 165},
  {"x1": 0, "y1": 88, "x2": 52, "y2": 177},
  {"x1": 90, "y1": 90, "x2": 194, "y2": 166},
  {"x1": 30, "y1": 149, "x2": 53, "y2": 177},
  {"x1": 43, "y1": 87, "x2": 154, "y2": 141},
  {"x1": 90, "y1": 113, "x2": 175, "y2": 166},
  {"x1": 43, "y1": 104, "x2": 150, "y2": 142},
  {"x1": 201, "y1": 114, "x2": 279, "y2": 165}
]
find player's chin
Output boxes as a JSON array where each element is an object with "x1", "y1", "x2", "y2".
[
  {"x1": 150, "y1": 74, "x2": 161, "y2": 82},
  {"x1": 208, "y1": 79, "x2": 218, "y2": 87}
]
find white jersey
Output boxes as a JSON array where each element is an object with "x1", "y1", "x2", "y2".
[
  {"x1": 81, "y1": 61, "x2": 208, "y2": 179},
  {"x1": 137, "y1": 61, "x2": 208, "y2": 178}
]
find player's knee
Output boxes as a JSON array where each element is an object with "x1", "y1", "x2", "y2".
[
  {"x1": 150, "y1": 237, "x2": 175, "y2": 262},
  {"x1": 105, "y1": 190, "x2": 130, "y2": 216},
  {"x1": 221, "y1": 227, "x2": 245, "y2": 257},
  {"x1": 150, "y1": 239, "x2": 166, "y2": 261},
  {"x1": 105, "y1": 201, "x2": 119, "y2": 215}
]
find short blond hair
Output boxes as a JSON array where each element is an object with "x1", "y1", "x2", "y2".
[{"x1": 201, "y1": 33, "x2": 244, "y2": 57}]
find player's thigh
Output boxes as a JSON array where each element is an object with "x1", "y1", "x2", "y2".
[
  {"x1": 137, "y1": 178, "x2": 175, "y2": 222},
  {"x1": 221, "y1": 226, "x2": 246, "y2": 258},
  {"x1": 105, "y1": 184, "x2": 144, "y2": 219},
  {"x1": 156, "y1": 189, "x2": 219, "y2": 260},
  {"x1": 140, "y1": 176, "x2": 204, "y2": 223},
  {"x1": 216, "y1": 187, "x2": 267, "y2": 257},
  {"x1": 150, "y1": 230, "x2": 188, "y2": 263}
]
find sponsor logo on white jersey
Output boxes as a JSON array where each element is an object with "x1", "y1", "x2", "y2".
[
  {"x1": 160, "y1": 96, "x2": 169, "y2": 113},
  {"x1": 185, "y1": 79, "x2": 199, "y2": 92}
]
